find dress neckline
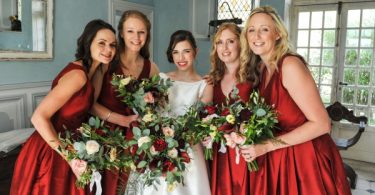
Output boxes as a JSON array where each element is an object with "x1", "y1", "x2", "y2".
[
  {"x1": 160, "y1": 72, "x2": 204, "y2": 85},
  {"x1": 218, "y1": 82, "x2": 240, "y2": 99},
  {"x1": 261, "y1": 67, "x2": 276, "y2": 92}
]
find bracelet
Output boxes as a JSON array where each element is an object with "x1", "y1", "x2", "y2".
[{"x1": 105, "y1": 111, "x2": 113, "y2": 122}]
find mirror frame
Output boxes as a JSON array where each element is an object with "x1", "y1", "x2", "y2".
[{"x1": 0, "y1": 0, "x2": 53, "y2": 61}]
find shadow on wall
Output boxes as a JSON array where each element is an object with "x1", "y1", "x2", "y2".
[{"x1": 0, "y1": 112, "x2": 14, "y2": 133}]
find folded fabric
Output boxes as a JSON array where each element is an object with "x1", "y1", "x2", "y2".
[{"x1": 0, "y1": 128, "x2": 35, "y2": 153}]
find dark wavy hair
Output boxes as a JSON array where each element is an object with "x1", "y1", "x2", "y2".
[
  {"x1": 117, "y1": 10, "x2": 151, "y2": 59},
  {"x1": 75, "y1": 19, "x2": 116, "y2": 70},
  {"x1": 166, "y1": 30, "x2": 197, "y2": 63}
]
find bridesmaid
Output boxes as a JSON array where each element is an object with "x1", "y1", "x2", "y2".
[
  {"x1": 239, "y1": 6, "x2": 351, "y2": 195},
  {"x1": 208, "y1": 23, "x2": 253, "y2": 195},
  {"x1": 10, "y1": 19, "x2": 117, "y2": 195},
  {"x1": 90, "y1": 10, "x2": 159, "y2": 195}
]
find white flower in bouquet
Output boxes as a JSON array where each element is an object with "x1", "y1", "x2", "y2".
[
  {"x1": 162, "y1": 126, "x2": 175, "y2": 137},
  {"x1": 138, "y1": 136, "x2": 151, "y2": 147},
  {"x1": 142, "y1": 113, "x2": 154, "y2": 123},
  {"x1": 119, "y1": 76, "x2": 132, "y2": 87},
  {"x1": 150, "y1": 145, "x2": 159, "y2": 156},
  {"x1": 130, "y1": 162, "x2": 137, "y2": 171},
  {"x1": 109, "y1": 147, "x2": 117, "y2": 162},
  {"x1": 202, "y1": 114, "x2": 219, "y2": 123},
  {"x1": 167, "y1": 148, "x2": 178, "y2": 158},
  {"x1": 85, "y1": 140, "x2": 100, "y2": 155}
]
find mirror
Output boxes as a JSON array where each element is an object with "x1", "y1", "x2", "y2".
[{"x1": 0, "y1": 0, "x2": 53, "y2": 60}]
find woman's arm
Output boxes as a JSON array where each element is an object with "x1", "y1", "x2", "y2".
[
  {"x1": 31, "y1": 69, "x2": 87, "y2": 154},
  {"x1": 90, "y1": 66, "x2": 138, "y2": 127},
  {"x1": 241, "y1": 56, "x2": 331, "y2": 160},
  {"x1": 149, "y1": 61, "x2": 160, "y2": 77},
  {"x1": 200, "y1": 83, "x2": 213, "y2": 104}
]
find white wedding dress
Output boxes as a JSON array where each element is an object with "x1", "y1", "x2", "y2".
[{"x1": 124, "y1": 72, "x2": 211, "y2": 195}]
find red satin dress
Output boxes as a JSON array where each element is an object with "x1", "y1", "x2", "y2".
[
  {"x1": 10, "y1": 63, "x2": 94, "y2": 195},
  {"x1": 97, "y1": 60, "x2": 151, "y2": 195},
  {"x1": 249, "y1": 54, "x2": 351, "y2": 195},
  {"x1": 211, "y1": 82, "x2": 253, "y2": 195}
]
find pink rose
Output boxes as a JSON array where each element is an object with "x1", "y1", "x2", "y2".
[
  {"x1": 162, "y1": 126, "x2": 175, "y2": 137},
  {"x1": 224, "y1": 134, "x2": 236, "y2": 148},
  {"x1": 143, "y1": 92, "x2": 155, "y2": 103},
  {"x1": 230, "y1": 132, "x2": 246, "y2": 145}
]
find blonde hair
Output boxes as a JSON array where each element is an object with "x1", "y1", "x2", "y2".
[
  {"x1": 209, "y1": 23, "x2": 242, "y2": 84},
  {"x1": 240, "y1": 6, "x2": 294, "y2": 86}
]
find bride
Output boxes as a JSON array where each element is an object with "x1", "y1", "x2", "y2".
[{"x1": 125, "y1": 30, "x2": 212, "y2": 195}]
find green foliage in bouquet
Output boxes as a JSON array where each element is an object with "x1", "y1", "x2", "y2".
[
  {"x1": 58, "y1": 117, "x2": 133, "y2": 188},
  {"x1": 240, "y1": 91, "x2": 280, "y2": 171},
  {"x1": 184, "y1": 88, "x2": 281, "y2": 172},
  {"x1": 111, "y1": 74, "x2": 173, "y2": 116},
  {"x1": 128, "y1": 115, "x2": 192, "y2": 191}
]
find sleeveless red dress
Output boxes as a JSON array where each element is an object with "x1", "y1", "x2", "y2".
[
  {"x1": 98, "y1": 60, "x2": 151, "y2": 195},
  {"x1": 10, "y1": 63, "x2": 94, "y2": 195},
  {"x1": 249, "y1": 55, "x2": 351, "y2": 195},
  {"x1": 210, "y1": 82, "x2": 253, "y2": 195}
]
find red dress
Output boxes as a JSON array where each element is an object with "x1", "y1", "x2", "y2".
[
  {"x1": 98, "y1": 60, "x2": 151, "y2": 195},
  {"x1": 250, "y1": 55, "x2": 351, "y2": 195},
  {"x1": 211, "y1": 82, "x2": 253, "y2": 195},
  {"x1": 10, "y1": 63, "x2": 94, "y2": 195}
]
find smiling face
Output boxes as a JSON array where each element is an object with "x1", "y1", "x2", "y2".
[
  {"x1": 121, "y1": 17, "x2": 147, "y2": 53},
  {"x1": 246, "y1": 13, "x2": 280, "y2": 61},
  {"x1": 215, "y1": 29, "x2": 241, "y2": 65},
  {"x1": 90, "y1": 29, "x2": 117, "y2": 65},
  {"x1": 172, "y1": 40, "x2": 196, "y2": 71}
]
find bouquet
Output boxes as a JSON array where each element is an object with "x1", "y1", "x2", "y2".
[
  {"x1": 185, "y1": 88, "x2": 281, "y2": 172},
  {"x1": 127, "y1": 114, "x2": 193, "y2": 192},
  {"x1": 184, "y1": 88, "x2": 246, "y2": 160},
  {"x1": 111, "y1": 74, "x2": 172, "y2": 116},
  {"x1": 223, "y1": 91, "x2": 280, "y2": 171},
  {"x1": 58, "y1": 117, "x2": 133, "y2": 191},
  {"x1": 112, "y1": 74, "x2": 195, "y2": 191}
]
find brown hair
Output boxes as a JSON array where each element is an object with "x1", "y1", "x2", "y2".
[
  {"x1": 209, "y1": 23, "x2": 242, "y2": 85},
  {"x1": 117, "y1": 10, "x2": 151, "y2": 59}
]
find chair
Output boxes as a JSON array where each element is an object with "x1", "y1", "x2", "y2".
[{"x1": 326, "y1": 101, "x2": 368, "y2": 189}]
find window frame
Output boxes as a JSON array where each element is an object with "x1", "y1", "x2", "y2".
[{"x1": 291, "y1": 0, "x2": 375, "y2": 130}]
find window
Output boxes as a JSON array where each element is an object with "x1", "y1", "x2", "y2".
[
  {"x1": 216, "y1": 0, "x2": 255, "y2": 27},
  {"x1": 291, "y1": 1, "x2": 375, "y2": 126},
  {"x1": 32, "y1": 0, "x2": 46, "y2": 51}
]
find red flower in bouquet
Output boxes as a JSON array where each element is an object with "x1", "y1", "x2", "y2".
[
  {"x1": 220, "y1": 108, "x2": 230, "y2": 116},
  {"x1": 162, "y1": 159, "x2": 176, "y2": 172},
  {"x1": 239, "y1": 108, "x2": 252, "y2": 123},
  {"x1": 205, "y1": 105, "x2": 217, "y2": 115},
  {"x1": 94, "y1": 129, "x2": 106, "y2": 136},
  {"x1": 218, "y1": 122, "x2": 235, "y2": 133},
  {"x1": 180, "y1": 151, "x2": 190, "y2": 163},
  {"x1": 153, "y1": 138, "x2": 168, "y2": 152}
]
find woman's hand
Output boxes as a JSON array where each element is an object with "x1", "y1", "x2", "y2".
[
  {"x1": 203, "y1": 75, "x2": 214, "y2": 85},
  {"x1": 202, "y1": 136, "x2": 213, "y2": 148},
  {"x1": 69, "y1": 159, "x2": 88, "y2": 180},
  {"x1": 112, "y1": 113, "x2": 139, "y2": 128},
  {"x1": 240, "y1": 142, "x2": 272, "y2": 162}
]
